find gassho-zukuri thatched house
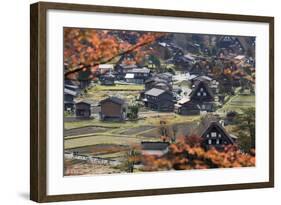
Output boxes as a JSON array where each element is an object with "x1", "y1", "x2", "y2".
[
  {"x1": 193, "y1": 115, "x2": 237, "y2": 149},
  {"x1": 189, "y1": 80, "x2": 215, "y2": 112},
  {"x1": 99, "y1": 97, "x2": 127, "y2": 121}
]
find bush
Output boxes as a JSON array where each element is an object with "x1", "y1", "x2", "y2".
[
  {"x1": 142, "y1": 138, "x2": 255, "y2": 171},
  {"x1": 127, "y1": 104, "x2": 139, "y2": 120}
]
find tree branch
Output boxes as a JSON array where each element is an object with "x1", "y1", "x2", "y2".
[{"x1": 64, "y1": 37, "x2": 160, "y2": 79}]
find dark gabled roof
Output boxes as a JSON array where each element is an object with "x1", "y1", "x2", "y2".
[
  {"x1": 100, "y1": 96, "x2": 125, "y2": 105},
  {"x1": 141, "y1": 141, "x2": 170, "y2": 151},
  {"x1": 217, "y1": 36, "x2": 254, "y2": 52},
  {"x1": 145, "y1": 76, "x2": 169, "y2": 84},
  {"x1": 217, "y1": 35, "x2": 235, "y2": 42},
  {"x1": 189, "y1": 80, "x2": 214, "y2": 99},
  {"x1": 196, "y1": 115, "x2": 219, "y2": 136},
  {"x1": 194, "y1": 115, "x2": 234, "y2": 144},
  {"x1": 75, "y1": 99, "x2": 92, "y2": 105},
  {"x1": 64, "y1": 88, "x2": 77, "y2": 96},
  {"x1": 145, "y1": 88, "x2": 166, "y2": 97}
]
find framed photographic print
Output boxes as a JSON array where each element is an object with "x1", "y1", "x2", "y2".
[{"x1": 30, "y1": 1, "x2": 274, "y2": 202}]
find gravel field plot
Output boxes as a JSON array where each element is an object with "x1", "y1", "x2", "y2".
[
  {"x1": 66, "y1": 144, "x2": 129, "y2": 156},
  {"x1": 64, "y1": 159, "x2": 121, "y2": 176},
  {"x1": 64, "y1": 126, "x2": 110, "y2": 136}
]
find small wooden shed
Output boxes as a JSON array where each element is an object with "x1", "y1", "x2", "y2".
[
  {"x1": 99, "y1": 97, "x2": 127, "y2": 121},
  {"x1": 75, "y1": 100, "x2": 92, "y2": 118}
]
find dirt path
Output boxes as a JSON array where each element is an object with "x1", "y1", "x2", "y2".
[{"x1": 138, "y1": 111, "x2": 175, "y2": 118}]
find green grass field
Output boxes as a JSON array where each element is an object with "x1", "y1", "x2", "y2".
[
  {"x1": 65, "y1": 114, "x2": 200, "y2": 130},
  {"x1": 218, "y1": 94, "x2": 255, "y2": 113},
  {"x1": 64, "y1": 134, "x2": 149, "y2": 149},
  {"x1": 79, "y1": 84, "x2": 143, "y2": 104},
  {"x1": 64, "y1": 119, "x2": 121, "y2": 130}
]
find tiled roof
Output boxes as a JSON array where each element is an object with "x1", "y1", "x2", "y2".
[
  {"x1": 141, "y1": 141, "x2": 170, "y2": 151},
  {"x1": 64, "y1": 88, "x2": 77, "y2": 96},
  {"x1": 100, "y1": 96, "x2": 125, "y2": 105},
  {"x1": 145, "y1": 88, "x2": 166, "y2": 96}
]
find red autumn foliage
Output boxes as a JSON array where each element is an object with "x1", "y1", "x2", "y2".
[
  {"x1": 64, "y1": 28, "x2": 165, "y2": 80},
  {"x1": 142, "y1": 137, "x2": 255, "y2": 172}
]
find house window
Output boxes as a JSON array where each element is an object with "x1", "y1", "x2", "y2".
[
  {"x1": 211, "y1": 132, "x2": 217, "y2": 137},
  {"x1": 208, "y1": 139, "x2": 212, "y2": 145},
  {"x1": 218, "y1": 134, "x2": 222, "y2": 138},
  {"x1": 206, "y1": 134, "x2": 210, "y2": 138},
  {"x1": 202, "y1": 104, "x2": 205, "y2": 109},
  {"x1": 200, "y1": 88, "x2": 204, "y2": 92},
  {"x1": 203, "y1": 92, "x2": 207, "y2": 96},
  {"x1": 197, "y1": 92, "x2": 201, "y2": 96},
  {"x1": 216, "y1": 139, "x2": 220, "y2": 145}
]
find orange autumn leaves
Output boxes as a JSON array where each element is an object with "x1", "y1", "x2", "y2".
[
  {"x1": 64, "y1": 28, "x2": 165, "y2": 79},
  {"x1": 64, "y1": 28, "x2": 119, "y2": 66},
  {"x1": 142, "y1": 137, "x2": 255, "y2": 172}
]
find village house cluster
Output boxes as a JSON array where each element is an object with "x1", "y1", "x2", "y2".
[{"x1": 64, "y1": 34, "x2": 255, "y2": 158}]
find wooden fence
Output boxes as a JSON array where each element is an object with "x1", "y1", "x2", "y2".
[{"x1": 64, "y1": 151, "x2": 121, "y2": 166}]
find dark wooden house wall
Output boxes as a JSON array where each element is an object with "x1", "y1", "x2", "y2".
[
  {"x1": 101, "y1": 101, "x2": 122, "y2": 117},
  {"x1": 176, "y1": 103, "x2": 200, "y2": 115},
  {"x1": 100, "y1": 78, "x2": 115, "y2": 85},
  {"x1": 64, "y1": 94, "x2": 74, "y2": 111},
  {"x1": 76, "y1": 103, "x2": 91, "y2": 118},
  {"x1": 64, "y1": 94, "x2": 74, "y2": 102},
  {"x1": 146, "y1": 92, "x2": 174, "y2": 111}
]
